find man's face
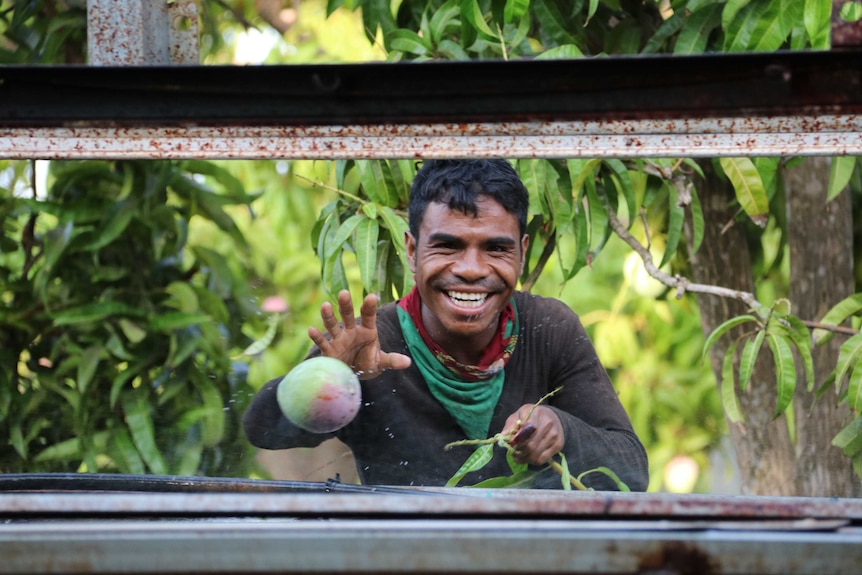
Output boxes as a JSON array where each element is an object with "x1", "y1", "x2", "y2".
[{"x1": 405, "y1": 196, "x2": 528, "y2": 351}]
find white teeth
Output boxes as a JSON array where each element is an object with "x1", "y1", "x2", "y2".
[{"x1": 447, "y1": 291, "x2": 488, "y2": 308}]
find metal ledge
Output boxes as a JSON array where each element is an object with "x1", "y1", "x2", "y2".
[
  {"x1": 2, "y1": 517, "x2": 861, "y2": 574},
  {"x1": 1, "y1": 50, "x2": 860, "y2": 159}
]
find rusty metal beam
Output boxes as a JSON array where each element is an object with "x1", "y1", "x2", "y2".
[
  {"x1": 1, "y1": 516, "x2": 861, "y2": 574},
  {"x1": 0, "y1": 49, "x2": 860, "y2": 159}
]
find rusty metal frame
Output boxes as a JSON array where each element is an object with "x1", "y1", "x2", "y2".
[
  {"x1": 1, "y1": 48, "x2": 861, "y2": 160},
  {"x1": 3, "y1": 21, "x2": 862, "y2": 573},
  {"x1": 2, "y1": 487, "x2": 862, "y2": 574}
]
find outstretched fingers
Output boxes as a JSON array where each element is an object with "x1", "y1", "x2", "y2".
[
  {"x1": 336, "y1": 290, "x2": 357, "y2": 332},
  {"x1": 359, "y1": 293, "x2": 379, "y2": 330}
]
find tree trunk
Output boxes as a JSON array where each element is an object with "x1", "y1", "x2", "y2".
[
  {"x1": 690, "y1": 163, "x2": 797, "y2": 495},
  {"x1": 784, "y1": 157, "x2": 862, "y2": 497}
]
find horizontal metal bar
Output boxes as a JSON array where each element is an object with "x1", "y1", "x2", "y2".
[
  {"x1": 2, "y1": 117, "x2": 859, "y2": 160},
  {"x1": 2, "y1": 51, "x2": 861, "y2": 126},
  {"x1": 1, "y1": 50, "x2": 859, "y2": 159},
  {"x1": 2, "y1": 518, "x2": 860, "y2": 574},
  {"x1": 4, "y1": 489, "x2": 862, "y2": 520}
]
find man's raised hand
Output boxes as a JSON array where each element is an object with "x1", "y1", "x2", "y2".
[{"x1": 308, "y1": 290, "x2": 412, "y2": 380}]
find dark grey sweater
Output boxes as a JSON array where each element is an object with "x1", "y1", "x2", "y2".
[{"x1": 243, "y1": 291, "x2": 649, "y2": 491}]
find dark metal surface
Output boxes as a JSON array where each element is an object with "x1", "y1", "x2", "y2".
[
  {"x1": 1, "y1": 49, "x2": 860, "y2": 127},
  {"x1": 1, "y1": 517, "x2": 861, "y2": 574},
  {"x1": 2, "y1": 474, "x2": 862, "y2": 521}
]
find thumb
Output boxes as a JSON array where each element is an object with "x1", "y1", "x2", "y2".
[{"x1": 378, "y1": 351, "x2": 412, "y2": 372}]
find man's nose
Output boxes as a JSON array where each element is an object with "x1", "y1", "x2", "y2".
[{"x1": 450, "y1": 248, "x2": 488, "y2": 280}]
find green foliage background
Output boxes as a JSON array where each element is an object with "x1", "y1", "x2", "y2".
[{"x1": 3, "y1": 0, "x2": 861, "y2": 491}]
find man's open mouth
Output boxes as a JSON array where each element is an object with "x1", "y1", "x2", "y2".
[{"x1": 447, "y1": 291, "x2": 489, "y2": 308}]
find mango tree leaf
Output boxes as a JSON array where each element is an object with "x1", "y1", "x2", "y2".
[
  {"x1": 123, "y1": 393, "x2": 167, "y2": 475},
  {"x1": 722, "y1": 0, "x2": 753, "y2": 29},
  {"x1": 437, "y1": 38, "x2": 471, "y2": 59},
  {"x1": 674, "y1": 4, "x2": 722, "y2": 54},
  {"x1": 660, "y1": 182, "x2": 685, "y2": 268},
  {"x1": 719, "y1": 158, "x2": 769, "y2": 227},
  {"x1": 192, "y1": 246, "x2": 236, "y2": 299},
  {"x1": 585, "y1": 178, "x2": 609, "y2": 256},
  {"x1": 10, "y1": 424, "x2": 26, "y2": 458},
  {"x1": 689, "y1": 187, "x2": 705, "y2": 255},
  {"x1": 813, "y1": 293, "x2": 862, "y2": 346},
  {"x1": 386, "y1": 160, "x2": 411, "y2": 205},
  {"x1": 567, "y1": 158, "x2": 602, "y2": 198},
  {"x1": 237, "y1": 313, "x2": 280, "y2": 358},
  {"x1": 543, "y1": 162, "x2": 572, "y2": 224},
  {"x1": 181, "y1": 160, "x2": 249, "y2": 201},
  {"x1": 847, "y1": 364, "x2": 862, "y2": 412},
  {"x1": 461, "y1": 0, "x2": 498, "y2": 41},
  {"x1": 534, "y1": 44, "x2": 583, "y2": 59},
  {"x1": 835, "y1": 333, "x2": 862, "y2": 398},
  {"x1": 739, "y1": 330, "x2": 765, "y2": 392},
  {"x1": 378, "y1": 205, "x2": 409, "y2": 257},
  {"x1": 446, "y1": 443, "x2": 494, "y2": 487},
  {"x1": 748, "y1": 0, "x2": 791, "y2": 52},
  {"x1": 604, "y1": 159, "x2": 636, "y2": 224},
  {"x1": 833, "y1": 416, "x2": 862, "y2": 457},
  {"x1": 642, "y1": 10, "x2": 685, "y2": 53},
  {"x1": 362, "y1": 0, "x2": 397, "y2": 45},
  {"x1": 354, "y1": 216, "x2": 380, "y2": 295},
  {"x1": 149, "y1": 311, "x2": 211, "y2": 332},
  {"x1": 724, "y1": 1, "x2": 765, "y2": 51},
  {"x1": 40, "y1": 220, "x2": 73, "y2": 277},
  {"x1": 721, "y1": 339, "x2": 745, "y2": 423},
  {"x1": 561, "y1": 204, "x2": 589, "y2": 281},
  {"x1": 388, "y1": 29, "x2": 432, "y2": 55},
  {"x1": 192, "y1": 372, "x2": 226, "y2": 447},
  {"x1": 774, "y1": 314, "x2": 815, "y2": 391},
  {"x1": 110, "y1": 357, "x2": 153, "y2": 407},
  {"x1": 469, "y1": 469, "x2": 539, "y2": 488},
  {"x1": 109, "y1": 427, "x2": 146, "y2": 475},
  {"x1": 804, "y1": 0, "x2": 832, "y2": 49},
  {"x1": 558, "y1": 451, "x2": 572, "y2": 490},
  {"x1": 703, "y1": 316, "x2": 759, "y2": 363},
  {"x1": 576, "y1": 466, "x2": 631, "y2": 492},
  {"x1": 531, "y1": 0, "x2": 576, "y2": 46},
  {"x1": 82, "y1": 198, "x2": 137, "y2": 251},
  {"x1": 327, "y1": 214, "x2": 365, "y2": 258},
  {"x1": 167, "y1": 329, "x2": 201, "y2": 369},
  {"x1": 118, "y1": 318, "x2": 148, "y2": 344},
  {"x1": 504, "y1": 0, "x2": 530, "y2": 23},
  {"x1": 520, "y1": 159, "x2": 549, "y2": 218},
  {"x1": 827, "y1": 156, "x2": 857, "y2": 201},
  {"x1": 177, "y1": 441, "x2": 204, "y2": 476},
  {"x1": 841, "y1": 2, "x2": 862, "y2": 21},
  {"x1": 767, "y1": 333, "x2": 797, "y2": 418},
  {"x1": 430, "y1": 0, "x2": 461, "y2": 45},
  {"x1": 34, "y1": 431, "x2": 110, "y2": 463},
  {"x1": 76, "y1": 344, "x2": 101, "y2": 394},
  {"x1": 51, "y1": 301, "x2": 144, "y2": 326}
]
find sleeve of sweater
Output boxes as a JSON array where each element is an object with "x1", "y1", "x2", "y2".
[{"x1": 527, "y1": 296, "x2": 649, "y2": 492}]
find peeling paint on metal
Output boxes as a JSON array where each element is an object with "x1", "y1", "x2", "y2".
[{"x1": 0, "y1": 116, "x2": 859, "y2": 160}]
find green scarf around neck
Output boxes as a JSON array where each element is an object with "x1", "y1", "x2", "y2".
[{"x1": 396, "y1": 303, "x2": 519, "y2": 440}]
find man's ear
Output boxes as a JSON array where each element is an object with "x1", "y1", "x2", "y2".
[
  {"x1": 405, "y1": 231, "x2": 417, "y2": 273},
  {"x1": 519, "y1": 234, "x2": 529, "y2": 275}
]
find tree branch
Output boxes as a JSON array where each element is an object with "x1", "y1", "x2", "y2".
[
  {"x1": 607, "y1": 207, "x2": 761, "y2": 309},
  {"x1": 800, "y1": 321, "x2": 859, "y2": 337}
]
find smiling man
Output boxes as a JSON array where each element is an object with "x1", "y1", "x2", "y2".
[{"x1": 243, "y1": 160, "x2": 648, "y2": 490}]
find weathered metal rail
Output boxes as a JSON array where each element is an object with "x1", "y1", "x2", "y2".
[
  {"x1": 1, "y1": 49, "x2": 860, "y2": 160},
  {"x1": 2, "y1": 480, "x2": 862, "y2": 575}
]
